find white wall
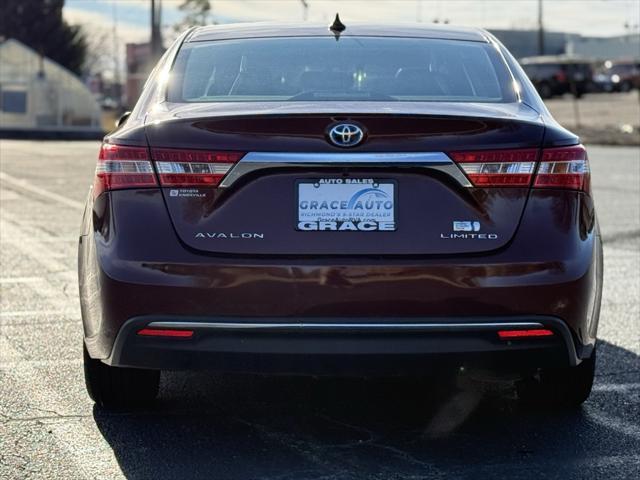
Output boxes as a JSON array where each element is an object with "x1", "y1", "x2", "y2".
[{"x1": 0, "y1": 39, "x2": 102, "y2": 131}]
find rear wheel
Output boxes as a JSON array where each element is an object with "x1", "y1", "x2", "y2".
[
  {"x1": 620, "y1": 81, "x2": 632, "y2": 92},
  {"x1": 83, "y1": 343, "x2": 160, "y2": 409},
  {"x1": 517, "y1": 346, "x2": 596, "y2": 408},
  {"x1": 538, "y1": 82, "x2": 553, "y2": 99}
]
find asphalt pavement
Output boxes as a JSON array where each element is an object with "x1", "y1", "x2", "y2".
[{"x1": 0, "y1": 140, "x2": 638, "y2": 479}]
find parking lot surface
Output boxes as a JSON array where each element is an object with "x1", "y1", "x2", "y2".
[
  {"x1": 546, "y1": 91, "x2": 640, "y2": 129},
  {"x1": 0, "y1": 140, "x2": 638, "y2": 479}
]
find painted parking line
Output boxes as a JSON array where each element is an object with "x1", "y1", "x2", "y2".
[
  {"x1": 0, "y1": 171, "x2": 85, "y2": 211},
  {"x1": 0, "y1": 190, "x2": 120, "y2": 477},
  {"x1": 0, "y1": 276, "x2": 43, "y2": 284},
  {"x1": 0, "y1": 358, "x2": 82, "y2": 368},
  {"x1": 0, "y1": 217, "x2": 72, "y2": 273},
  {"x1": 592, "y1": 382, "x2": 640, "y2": 392},
  {"x1": 0, "y1": 310, "x2": 75, "y2": 318}
]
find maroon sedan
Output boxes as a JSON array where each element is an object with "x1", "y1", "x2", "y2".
[{"x1": 79, "y1": 20, "x2": 602, "y2": 409}]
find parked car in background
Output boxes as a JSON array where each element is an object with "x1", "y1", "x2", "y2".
[
  {"x1": 520, "y1": 55, "x2": 593, "y2": 98},
  {"x1": 593, "y1": 60, "x2": 640, "y2": 92},
  {"x1": 592, "y1": 61, "x2": 616, "y2": 93}
]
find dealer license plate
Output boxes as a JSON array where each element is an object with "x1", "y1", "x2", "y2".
[{"x1": 296, "y1": 178, "x2": 396, "y2": 231}]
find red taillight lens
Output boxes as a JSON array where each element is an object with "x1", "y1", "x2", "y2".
[
  {"x1": 497, "y1": 329, "x2": 554, "y2": 339},
  {"x1": 534, "y1": 145, "x2": 590, "y2": 192},
  {"x1": 450, "y1": 149, "x2": 538, "y2": 187},
  {"x1": 555, "y1": 71, "x2": 567, "y2": 83},
  {"x1": 94, "y1": 144, "x2": 157, "y2": 198},
  {"x1": 151, "y1": 148, "x2": 245, "y2": 187},
  {"x1": 450, "y1": 145, "x2": 590, "y2": 192}
]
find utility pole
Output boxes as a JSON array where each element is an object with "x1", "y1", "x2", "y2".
[
  {"x1": 300, "y1": 0, "x2": 308, "y2": 21},
  {"x1": 112, "y1": 1, "x2": 121, "y2": 109},
  {"x1": 150, "y1": 0, "x2": 163, "y2": 62},
  {"x1": 537, "y1": 0, "x2": 544, "y2": 56}
]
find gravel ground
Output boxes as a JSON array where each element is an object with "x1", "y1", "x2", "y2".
[{"x1": 0, "y1": 141, "x2": 638, "y2": 479}]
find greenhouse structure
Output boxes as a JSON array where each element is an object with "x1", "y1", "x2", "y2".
[{"x1": 0, "y1": 38, "x2": 102, "y2": 136}]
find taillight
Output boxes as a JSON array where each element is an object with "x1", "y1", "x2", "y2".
[
  {"x1": 151, "y1": 148, "x2": 245, "y2": 187},
  {"x1": 450, "y1": 149, "x2": 537, "y2": 187},
  {"x1": 450, "y1": 145, "x2": 590, "y2": 192},
  {"x1": 94, "y1": 144, "x2": 157, "y2": 198},
  {"x1": 534, "y1": 145, "x2": 590, "y2": 192}
]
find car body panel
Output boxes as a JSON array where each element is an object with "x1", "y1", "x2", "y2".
[
  {"x1": 79, "y1": 187, "x2": 600, "y2": 365},
  {"x1": 161, "y1": 172, "x2": 531, "y2": 255},
  {"x1": 186, "y1": 22, "x2": 489, "y2": 43},
  {"x1": 79, "y1": 23, "x2": 602, "y2": 376}
]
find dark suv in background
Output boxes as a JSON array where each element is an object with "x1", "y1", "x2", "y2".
[
  {"x1": 520, "y1": 55, "x2": 593, "y2": 98},
  {"x1": 593, "y1": 60, "x2": 640, "y2": 92}
]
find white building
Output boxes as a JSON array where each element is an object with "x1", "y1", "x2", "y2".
[
  {"x1": 566, "y1": 34, "x2": 640, "y2": 61},
  {"x1": 0, "y1": 38, "x2": 101, "y2": 134}
]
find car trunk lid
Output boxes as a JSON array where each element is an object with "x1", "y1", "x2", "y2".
[{"x1": 145, "y1": 102, "x2": 544, "y2": 256}]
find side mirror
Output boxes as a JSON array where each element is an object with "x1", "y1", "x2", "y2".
[{"x1": 115, "y1": 111, "x2": 132, "y2": 128}]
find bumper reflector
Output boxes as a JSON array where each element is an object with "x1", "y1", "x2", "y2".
[
  {"x1": 497, "y1": 329, "x2": 554, "y2": 339},
  {"x1": 137, "y1": 328, "x2": 194, "y2": 338}
]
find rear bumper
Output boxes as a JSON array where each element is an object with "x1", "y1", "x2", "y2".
[{"x1": 103, "y1": 315, "x2": 588, "y2": 374}]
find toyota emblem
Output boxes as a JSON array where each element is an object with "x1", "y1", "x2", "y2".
[{"x1": 328, "y1": 123, "x2": 365, "y2": 148}]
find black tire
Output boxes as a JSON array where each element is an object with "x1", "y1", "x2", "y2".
[
  {"x1": 517, "y1": 346, "x2": 596, "y2": 408},
  {"x1": 538, "y1": 82, "x2": 553, "y2": 99},
  {"x1": 620, "y1": 81, "x2": 632, "y2": 93},
  {"x1": 83, "y1": 343, "x2": 160, "y2": 409}
]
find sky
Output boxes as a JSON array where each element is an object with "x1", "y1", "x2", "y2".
[
  {"x1": 63, "y1": 0, "x2": 640, "y2": 78},
  {"x1": 65, "y1": 0, "x2": 640, "y2": 39}
]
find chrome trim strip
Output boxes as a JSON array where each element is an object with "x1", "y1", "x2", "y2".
[
  {"x1": 147, "y1": 321, "x2": 544, "y2": 332},
  {"x1": 240, "y1": 152, "x2": 452, "y2": 164},
  {"x1": 219, "y1": 152, "x2": 472, "y2": 188}
]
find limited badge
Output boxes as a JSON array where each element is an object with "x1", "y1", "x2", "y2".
[{"x1": 441, "y1": 220, "x2": 498, "y2": 240}]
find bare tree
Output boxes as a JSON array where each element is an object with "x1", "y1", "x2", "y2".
[
  {"x1": 1, "y1": 0, "x2": 88, "y2": 75},
  {"x1": 82, "y1": 28, "x2": 113, "y2": 77},
  {"x1": 174, "y1": 0, "x2": 215, "y2": 33}
]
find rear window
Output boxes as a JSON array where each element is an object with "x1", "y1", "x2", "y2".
[
  {"x1": 167, "y1": 37, "x2": 517, "y2": 103},
  {"x1": 523, "y1": 64, "x2": 559, "y2": 76},
  {"x1": 610, "y1": 64, "x2": 633, "y2": 74}
]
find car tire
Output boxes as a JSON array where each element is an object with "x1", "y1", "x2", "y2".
[
  {"x1": 517, "y1": 346, "x2": 596, "y2": 408},
  {"x1": 538, "y1": 82, "x2": 553, "y2": 99},
  {"x1": 83, "y1": 343, "x2": 160, "y2": 409},
  {"x1": 620, "y1": 81, "x2": 632, "y2": 93}
]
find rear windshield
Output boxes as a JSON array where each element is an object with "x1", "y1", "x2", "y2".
[{"x1": 167, "y1": 37, "x2": 518, "y2": 103}]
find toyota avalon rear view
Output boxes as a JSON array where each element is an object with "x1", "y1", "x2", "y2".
[{"x1": 78, "y1": 20, "x2": 602, "y2": 409}]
